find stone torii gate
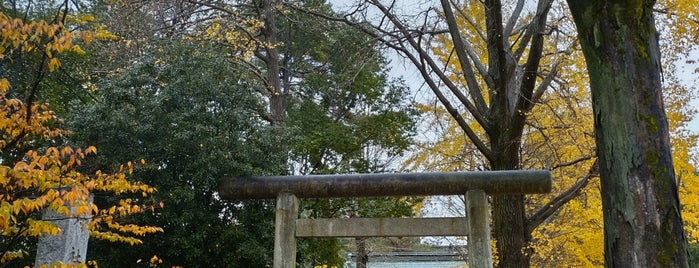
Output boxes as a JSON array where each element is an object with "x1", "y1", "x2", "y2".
[{"x1": 218, "y1": 170, "x2": 552, "y2": 268}]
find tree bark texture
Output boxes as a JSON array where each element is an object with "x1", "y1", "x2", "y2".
[
  {"x1": 257, "y1": 0, "x2": 285, "y2": 126},
  {"x1": 355, "y1": 237, "x2": 368, "y2": 268},
  {"x1": 490, "y1": 144, "x2": 528, "y2": 268},
  {"x1": 566, "y1": 1, "x2": 688, "y2": 266},
  {"x1": 484, "y1": 0, "x2": 533, "y2": 265}
]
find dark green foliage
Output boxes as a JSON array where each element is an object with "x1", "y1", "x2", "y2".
[
  {"x1": 63, "y1": 0, "x2": 420, "y2": 266},
  {"x1": 69, "y1": 40, "x2": 285, "y2": 267},
  {"x1": 690, "y1": 243, "x2": 699, "y2": 267},
  {"x1": 283, "y1": 3, "x2": 417, "y2": 176}
]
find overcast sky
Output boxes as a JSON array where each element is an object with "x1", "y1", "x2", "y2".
[
  {"x1": 327, "y1": 0, "x2": 699, "y2": 136},
  {"x1": 678, "y1": 49, "x2": 699, "y2": 133}
]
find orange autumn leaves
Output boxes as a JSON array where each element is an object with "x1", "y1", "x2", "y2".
[{"x1": 0, "y1": 11, "x2": 160, "y2": 265}]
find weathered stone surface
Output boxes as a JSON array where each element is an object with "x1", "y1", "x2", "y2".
[
  {"x1": 219, "y1": 170, "x2": 552, "y2": 199},
  {"x1": 274, "y1": 193, "x2": 298, "y2": 268},
  {"x1": 35, "y1": 195, "x2": 92, "y2": 266},
  {"x1": 296, "y1": 217, "x2": 468, "y2": 237},
  {"x1": 467, "y1": 189, "x2": 493, "y2": 268},
  {"x1": 223, "y1": 171, "x2": 553, "y2": 268}
]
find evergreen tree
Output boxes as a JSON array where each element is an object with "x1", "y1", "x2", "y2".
[{"x1": 70, "y1": 40, "x2": 285, "y2": 267}]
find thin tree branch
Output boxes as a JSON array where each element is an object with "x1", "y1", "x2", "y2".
[
  {"x1": 514, "y1": 0, "x2": 553, "y2": 120},
  {"x1": 283, "y1": 1, "x2": 493, "y2": 161},
  {"x1": 550, "y1": 155, "x2": 594, "y2": 170},
  {"x1": 504, "y1": 0, "x2": 526, "y2": 38},
  {"x1": 374, "y1": 1, "x2": 487, "y2": 122},
  {"x1": 513, "y1": 26, "x2": 533, "y2": 62},
  {"x1": 529, "y1": 59, "x2": 560, "y2": 108},
  {"x1": 440, "y1": 0, "x2": 489, "y2": 117},
  {"x1": 525, "y1": 158, "x2": 598, "y2": 234},
  {"x1": 186, "y1": 0, "x2": 238, "y2": 16},
  {"x1": 653, "y1": 7, "x2": 699, "y2": 25},
  {"x1": 449, "y1": 0, "x2": 486, "y2": 41},
  {"x1": 371, "y1": 2, "x2": 493, "y2": 159},
  {"x1": 460, "y1": 34, "x2": 492, "y2": 88}
]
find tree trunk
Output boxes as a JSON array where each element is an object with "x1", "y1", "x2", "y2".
[
  {"x1": 482, "y1": 0, "x2": 539, "y2": 264},
  {"x1": 258, "y1": 0, "x2": 285, "y2": 126},
  {"x1": 566, "y1": 1, "x2": 689, "y2": 266},
  {"x1": 355, "y1": 237, "x2": 368, "y2": 268},
  {"x1": 491, "y1": 195, "x2": 528, "y2": 267},
  {"x1": 490, "y1": 134, "x2": 529, "y2": 268}
]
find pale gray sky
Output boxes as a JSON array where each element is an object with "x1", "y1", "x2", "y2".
[
  {"x1": 327, "y1": 0, "x2": 699, "y2": 140},
  {"x1": 678, "y1": 49, "x2": 699, "y2": 133}
]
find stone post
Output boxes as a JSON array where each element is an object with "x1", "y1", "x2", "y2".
[
  {"x1": 273, "y1": 192, "x2": 298, "y2": 268},
  {"x1": 466, "y1": 189, "x2": 493, "y2": 268},
  {"x1": 35, "y1": 193, "x2": 93, "y2": 266}
]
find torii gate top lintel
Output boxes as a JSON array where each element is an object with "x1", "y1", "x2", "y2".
[{"x1": 218, "y1": 169, "x2": 552, "y2": 199}]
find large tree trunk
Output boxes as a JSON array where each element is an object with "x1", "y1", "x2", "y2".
[
  {"x1": 566, "y1": 1, "x2": 688, "y2": 266},
  {"x1": 490, "y1": 130, "x2": 528, "y2": 268},
  {"x1": 491, "y1": 195, "x2": 528, "y2": 267},
  {"x1": 484, "y1": 0, "x2": 531, "y2": 264}
]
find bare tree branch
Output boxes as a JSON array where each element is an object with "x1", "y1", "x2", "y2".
[
  {"x1": 287, "y1": 1, "x2": 494, "y2": 160},
  {"x1": 460, "y1": 33, "x2": 492, "y2": 87},
  {"x1": 449, "y1": 0, "x2": 486, "y2": 41},
  {"x1": 504, "y1": 0, "x2": 526, "y2": 38},
  {"x1": 530, "y1": 59, "x2": 560, "y2": 107},
  {"x1": 653, "y1": 7, "x2": 699, "y2": 25},
  {"x1": 440, "y1": 0, "x2": 489, "y2": 117},
  {"x1": 515, "y1": 0, "x2": 554, "y2": 118},
  {"x1": 550, "y1": 155, "x2": 594, "y2": 170},
  {"x1": 367, "y1": 0, "x2": 493, "y2": 159},
  {"x1": 526, "y1": 158, "x2": 598, "y2": 234}
]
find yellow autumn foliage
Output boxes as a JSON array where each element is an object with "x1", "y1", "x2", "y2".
[
  {"x1": 0, "y1": 89, "x2": 162, "y2": 263},
  {"x1": 406, "y1": 0, "x2": 699, "y2": 266},
  {"x1": 199, "y1": 13, "x2": 267, "y2": 61},
  {"x1": 0, "y1": 11, "x2": 161, "y2": 265},
  {"x1": 657, "y1": 0, "x2": 699, "y2": 245}
]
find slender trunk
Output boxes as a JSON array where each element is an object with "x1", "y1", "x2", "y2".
[
  {"x1": 355, "y1": 237, "x2": 368, "y2": 268},
  {"x1": 567, "y1": 1, "x2": 688, "y2": 266},
  {"x1": 259, "y1": 0, "x2": 285, "y2": 126}
]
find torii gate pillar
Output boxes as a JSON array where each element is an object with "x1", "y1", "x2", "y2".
[{"x1": 274, "y1": 192, "x2": 298, "y2": 268}]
